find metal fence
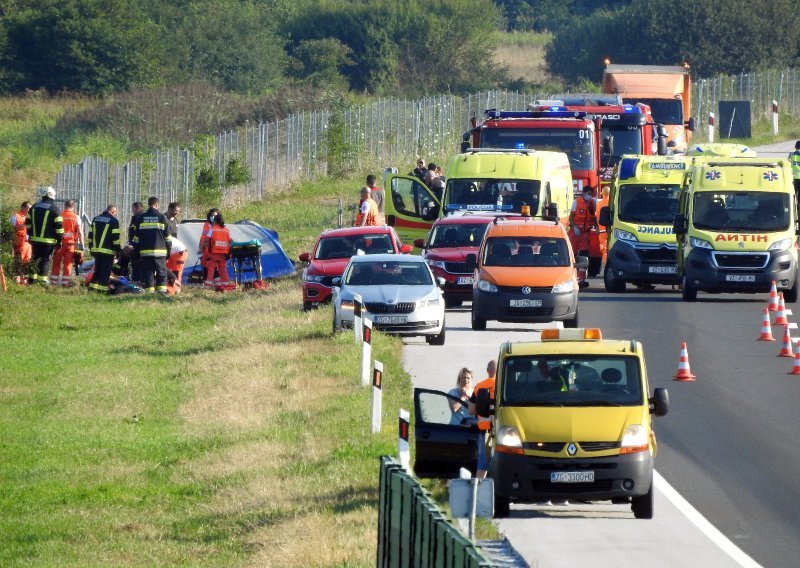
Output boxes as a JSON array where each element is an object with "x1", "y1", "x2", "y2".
[{"x1": 51, "y1": 69, "x2": 800, "y2": 229}]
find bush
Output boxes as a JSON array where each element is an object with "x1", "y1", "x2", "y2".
[
  {"x1": 224, "y1": 158, "x2": 251, "y2": 187},
  {"x1": 194, "y1": 166, "x2": 221, "y2": 205}
]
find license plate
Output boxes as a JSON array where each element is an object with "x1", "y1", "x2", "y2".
[
  {"x1": 456, "y1": 276, "x2": 474, "y2": 285},
  {"x1": 510, "y1": 299, "x2": 543, "y2": 307},
  {"x1": 726, "y1": 274, "x2": 756, "y2": 282},
  {"x1": 648, "y1": 265, "x2": 676, "y2": 274},
  {"x1": 551, "y1": 471, "x2": 595, "y2": 483},
  {"x1": 375, "y1": 315, "x2": 407, "y2": 324}
]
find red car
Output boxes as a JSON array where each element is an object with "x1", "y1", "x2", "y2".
[
  {"x1": 414, "y1": 215, "x2": 494, "y2": 308},
  {"x1": 299, "y1": 226, "x2": 412, "y2": 310}
]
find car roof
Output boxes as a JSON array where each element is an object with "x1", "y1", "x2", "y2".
[
  {"x1": 349, "y1": 253, "x2": 422, "y2": 263},
  {"x1": 485, "y1": 218, "x2": 566, "y2": 238},
  {"x1": 433, "y1": 214, "x2": 497, "y2": 226},
  {"x1": 319, "y1": 226, "x2": 394, "y2": 238}
]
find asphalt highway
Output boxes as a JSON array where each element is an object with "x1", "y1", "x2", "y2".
[{"x1": 402, "y1": 141, "x2": 800, "y2": 567}]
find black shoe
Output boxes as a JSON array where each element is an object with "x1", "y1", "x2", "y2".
[{"x1": 579, "y1": 281, "x2": 590, "y2": 289}]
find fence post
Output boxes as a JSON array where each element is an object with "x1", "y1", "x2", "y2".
[
  {"x1": 773, "y1": 100, "x2": 779, "y2": 136},
  {"x1": 398, "y1": 409, "x2": 410, "y2": 472},
  {"x1": 371, "y1": 361, "x2": 383, "y2": 433},
  {"x1": 353, "y1": 293, "x2": 362, "y2": 343},
  {"x1": 708, "y1": 112, "x2": 715, "y2": 143},
  {"x1": 361, "y1": 317, "x2": 373, "y2": 387}
]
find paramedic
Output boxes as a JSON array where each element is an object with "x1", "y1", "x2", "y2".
[
  {"x1": 203, "y1": 213, "x2": 232, "y2": 290},
  {"x1": 10, "y1": 201, "x2": 32, "y2": 284},
  {"x1": 50, "y1": 200, "x2": 82, "y2": 287},
  {"x1": 166, "y1": 236, "x2": 188, "y2": 294},
  {"x1": 568, "y1": 186, "x2": 598, "y2": 289}
]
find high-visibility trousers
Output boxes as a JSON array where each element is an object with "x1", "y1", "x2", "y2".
[
  {"x1": 51, "y1": 243, "x2": 76, "y2": 285},
  {"x1": 205, "y1": 253, "x2": 229, "y2": 288}
]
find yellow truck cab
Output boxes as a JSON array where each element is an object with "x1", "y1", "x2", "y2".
[
  {"x1": 384, "y1": 149, "x2": 573, "y2": 244},
  {"x1": 673, "y1": 159, "x2": 799, "y2": 301},
  {"x1": 599, "y1": 155, "x2": 688, "y2": 291},
  {"x1": 473, "y1": 328, "x2": 668, "y2": 518}
]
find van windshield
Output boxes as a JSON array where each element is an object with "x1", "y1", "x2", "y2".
[
  {"x1": 693, "y1": 192, "x2": 791, "y2": 232},
  {"x1": 617, "y1": 184, "x2": 680, "y2": 224},
  {"x1": 623, "y1": 98, "x2": 683, "y2": 125},
  {"x1": 602, "y1": 126, "x2": 643, "y2": 167},
  {"x1": 445, "y1": 179, "x2": 540, "y2": 214},
  {"x1": 483, "y1": 237, "x2": 570, "y2": 267},
  {"x1": 501, "y1": 355, "x2": 643, "y2": 406},
  {"x1": 480, "y1": 128, "x2": 594, "y2": 170}
]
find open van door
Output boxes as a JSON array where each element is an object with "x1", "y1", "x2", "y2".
[
  {"x1": 413, "y1": 388, "x2": 479, "y2": 478},
  {"x1": 384, "y1": 174, "x2": 440, "y2": 244}
]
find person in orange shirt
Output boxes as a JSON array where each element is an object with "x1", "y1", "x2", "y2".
[
  {"x1": 50, "y1": 200, "x2": 83, "y2": 286},
  {"x1": 165, "y1": 236, "x2": 187, "y2": 294},
  {"x1": 202, "y1": 212, "x2": 232, "y2": 291},
  {"x1": 469, "y1": 359, "x2": 497, "y2": 479},
  {"x1": 9, "y1": 201, "x2": 32, "y2": 284},
  {"x1": 358, "y1": 187, "x2": 381, "y2": 227},
  {"x1": 198, "y1": 208, "x2": 219, "y2": 282}
]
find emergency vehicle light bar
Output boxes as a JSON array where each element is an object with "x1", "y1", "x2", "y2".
[
  {"x1": 541, "y1": 328, "x2": 603, "y2": 341},
  {"x1": 484, "y1": 108, "x2": 586, "y2": 120}
]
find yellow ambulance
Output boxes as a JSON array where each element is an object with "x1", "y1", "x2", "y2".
[
  {"x1": 673, "y1": 158, "x2": 799, "y2": 301},
  {"x1": 599, "y1": 155, "x2": 689, "y2": 291},
  {"x1": 384, "y1": 149, "x2": 574, "y2": 244}
]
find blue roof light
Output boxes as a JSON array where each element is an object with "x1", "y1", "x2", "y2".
[{"x1": 619, "y1": 158, "x2": 639, "y2": 180}]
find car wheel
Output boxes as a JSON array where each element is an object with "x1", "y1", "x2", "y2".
[
  {"x1": 471, "y1": 308, "x2": 486, "y2": 331},
  {"x1": 784, "y1": 276, "x2": 799, "y2": 303},
  {"x1": 681, "y1": 275, "x2": 697, "y2": 302},
  {"x1": 494, "y1": 493, "x2": 510, "y2": 518},
  {"x1": 564, "y1": 310, "x2": 579, "y2": 328},
  {"x1": 631, "y1": 484, "x2": 654, "y2": 519},
  {"x1": 428, "y1": 318, "x2": 446, "y2": 346},
  {"x1": 444, "y1": 297, "x2": 462, "y2": 308},
  {"x1": 604, "y1": 265, "x2": 625, "y2": 293}
]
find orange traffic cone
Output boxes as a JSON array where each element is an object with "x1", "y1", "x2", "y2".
[
  {"x1": 778, "y1": 324, "x2": 794, "y2": 357},
  {"x1": 758, "y1": 309, "x2": 775, "y2": 341},
  {"x1": 789, "y1": 344, "x2": 800, "y2": 375},
  {"x1": 775, "y1": 293, "x2": 789, "y2": 325},
  {"x1": 674, "y1": 342, "x2": 696, "y2": 382},
  {"x1": 768, "y1": 281, "x2": 779, "y2": 311}
]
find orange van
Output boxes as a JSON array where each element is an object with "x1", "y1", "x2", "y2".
[{"x1": 466, "y1": 214, "x2": 586, "y2": 330}]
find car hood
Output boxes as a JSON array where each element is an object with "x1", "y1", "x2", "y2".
[
  {"x1": 310, "y1": 258, "x2": 350, "y2": 276},
  {"x1": 502, "y1": 406, "x2": 646, "y2": 444},
  {"x1": 425, "y1": 246, "x2": 479, "y2": 262},
  {"x1": 480, "y1": 266, "x2": 574, "y2": 287},
  {"x1": 343, "y1": 284, "x2": 437, "y2": 303}
]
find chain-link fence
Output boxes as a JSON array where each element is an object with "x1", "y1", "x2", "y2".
[{"x1": 51, "y1": 69, "x2": 800, "y2": 230}]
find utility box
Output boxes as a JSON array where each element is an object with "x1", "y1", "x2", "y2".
[{"x1": 719, "y1": 101, "x2": 751, "y2": 139}]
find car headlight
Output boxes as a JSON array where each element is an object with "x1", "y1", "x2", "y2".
[
  {"x1": 614, "y1": 228, "x2": 638, "y2": 242},
  {"x1": 495, "y1": 426, "x2": 523, "y2": 455},
  {"x1": 478, "y1": 279, "x2": 498, "y2": 293},
  {"x1": 303, "y1": 272, "x2": 326, "y2": 283},
  {"x1": 768, "y1": 238, "x2": 793, "y2": 252},
  {"x1": 689, "y1": 236, "x2": 713, "y2": 249},
  {"x1": 620, "y1": 424, "x2": 649, "y2": 454},
  {"x1": 340, "y1": 300, "x2": 354, "y2": 311},
  {"x1": 427, "y1": 297, "x2": 441, "y2": 306},
  {"x1": 552, "y1": 279, "x2": 575, "y2": 293},
  {"x1": 426, "y1": 259, "x2": 446, "y2": 269}
]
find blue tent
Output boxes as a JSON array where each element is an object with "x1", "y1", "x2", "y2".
[{"x1": 178, "y1": 219, "x2": 295, "y2": 284}]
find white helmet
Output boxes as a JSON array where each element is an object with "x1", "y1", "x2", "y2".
[
  {"x1": 46, "y1": 186, "x2": 56, "y2": 199},
  {"x1": 38, "y1": 186, "x2": 56, "y2": 199}
]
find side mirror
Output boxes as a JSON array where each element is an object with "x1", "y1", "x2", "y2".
[
  {"x1": 332, "y1": 277, "x2": 341, "y2": 287},
  {"x1": 575, "y1": 255, "x2": 589, "y2": 270},
  {"x1": 413, "y1": 238, "x2": 425, "y2": 249},
  {"x1": 545, "y1": 203, "x2": 559, "y2": 221},
  {"x1": 436, "y1": 277, "x2": 446, "y2": 288},
  {"x1": 602, "y1": 136, "x2": 614, "y2": 157},
  {"x1": 673, "y1": 213, "x2": 688, "y2": 236},
  {"x1": 686, "y1": 117, "x2": 696, "y2": 132},
  {"x1": 656, "y1": 124, "x2": 668, "y2": 156},
  {"x1": 460, "y1": 141, "x2": 470, "y2": 153},
  {"x1": 598, "y1": 206, "x2": 612, "y2": 228},
  {"x1": 298, "y1": 252, "x2": 310, "y2": 262},
  {"x1": 400, "y1": 244, "x2": 413, "y2": 254},
  {"x1": 475, "y1": 388, "x2": 494, "y2": 418},
  {"x1": 465, "y1": 253, "x2": 477, "y2": 272},
  {"x1": 649, "y1": 387, "x2": 670, "y2": 417}
]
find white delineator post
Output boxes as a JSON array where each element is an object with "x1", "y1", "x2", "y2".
[
  {"x1": 371, "y1": 361, "x2": 383, "y2": 434},
  {"x1": 398, "y1": 409, "x2": 410, "y2": 472},
  {"x1": 772, "y1": 100, "x2": 779, "y2": 136},
  {"x1": 361, "y1": 317, "x2": 373, "y2": 387},
  {"x1": 708, "y1": 112, "x2": 715, "y2": 143},
  {"x1": 353, "y1": 293, "x2": 363, "y2": 343}
]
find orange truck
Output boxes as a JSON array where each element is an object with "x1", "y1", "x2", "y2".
[{"x1": 602, "y1": 62, "x2": 694, "y2": 153}]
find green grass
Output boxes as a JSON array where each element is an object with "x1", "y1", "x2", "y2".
[{"x1": 702, "y1": 113, "x2": 800, "y2": 147}]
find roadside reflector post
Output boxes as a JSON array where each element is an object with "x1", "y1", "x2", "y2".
[
  {"x1": 398, "y1": 409, "x2": 410, "y2": 472},
  {"x1": 371, "y1": 361, "x2": 383, "y2": 434},
  {"x1": 353, "y1": 293, "x2": 363, "y2": 343},
  {"x1": 772, "y1": 100, "x2": 779, "y2": 136},
  {"x1": 707, "y1": 112, "x2": 715, "y2": 143},
  {"x1": 361, "y1": 317, "x2": 373, "y2": 387}
]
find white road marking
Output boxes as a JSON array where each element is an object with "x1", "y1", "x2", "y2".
[{"x1": 655, "y1": 471, "x2": 763, "y2": 568}]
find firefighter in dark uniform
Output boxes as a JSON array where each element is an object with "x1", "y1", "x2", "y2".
[
  {"x1": 25, "y1": 186, "x2": 63, "y2": 285},
  {"x1": 132, "y1": 196, "x2": 172, "y2": 294},
  {"x1": 88, "y1": 204, "x2": 121, "y2": 293}
]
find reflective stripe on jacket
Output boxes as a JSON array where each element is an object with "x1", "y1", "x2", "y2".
[
  {"x1": 61, "y1": 210, "x2": 80, "y2": 245},
  {"x1": 132, "y1": 207, "x2": 171, "y2": 257},
  {"x1": 572, "y1": 196, "x2": 596, "y2": 231},
  {"x1": 791, "y1": 151, "x2": 800, "y2": 180},
  {"x1": 26, "y1": 199, "x2": 63, "y2": 245},
  {"x1": 89, "y1": 212, "x2": 121, "y2": 255}
]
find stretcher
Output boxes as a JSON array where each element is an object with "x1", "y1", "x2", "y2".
[{"x1": 230, "y1": 240, "x2": 269, "y2": 289}]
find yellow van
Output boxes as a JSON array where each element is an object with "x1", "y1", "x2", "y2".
[
  {"x1": 479, "y1": 328, "x2": 668, "y2": 518},
  {"x1": 384, "y1": 149, "x2": 573, "y2": 244},
  {"x1": 599, "y1": 155, "x2": 688, "y2": 291},
  {"x1": 673, "y1": 158, "x2": 799, "y2": 301}
]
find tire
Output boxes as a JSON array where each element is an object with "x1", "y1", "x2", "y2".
[
  {"x1": 631, "y1": 484, "x2": 654, "y2": 519},
  {"x1": 564, "y1": 310, "x2": 579, "y2": 328},
  {"x1": 428, "y1": 317, "x2": 446, "y2": 345},
  {"x1": 681, "y1": 275, "x2": 697, "y2": 302},
  {"x1": 784, "y1": 276, "x2": 799, "y2": 303},
  {"x1": 471, "y1": 308, "x2": 486, "y2": 331},
  {"x1": 444, "y1": 297, "x2": 463, "y2": 309},
  {"x1": 604, "y1": 265, "x2": 626, "y2": 293},
  {"x1": 494, "y1": 493, "x2": 510, "y2": 518}
]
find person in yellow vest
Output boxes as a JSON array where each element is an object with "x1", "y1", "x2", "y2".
[
  {"x1": 9, "y1": 201, "x2": 32, "y2": 284},
  {"x1": 50, "y1": 200, "x2": 83, "y2": 286},
  {"x1": 358, "y1": 186, "x2": 382, "y2": 227},
  {"x1": 25, "y1": 186, "x2": 63, "y2": 285}
]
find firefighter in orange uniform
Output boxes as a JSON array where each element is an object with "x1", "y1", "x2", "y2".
[
  {"x1": 50, "y1": 200, "x2": 83, "y2": 286},
  {"x1": 568, "y1": 186, "x2": 598, "y2": 289},
  {"x1": 10, "y1": 201, "x2": 32, "y2": 284},
  {"x1": 202, "y1": 212, "x2": 233, "y2": 291}
]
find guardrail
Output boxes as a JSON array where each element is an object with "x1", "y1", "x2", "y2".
[{"x1": 377, "y1": 456, "x2": 493, "y2": 568}]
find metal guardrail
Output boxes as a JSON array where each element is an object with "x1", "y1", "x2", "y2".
[{"x1": 377, "y1": 456, "x2": 493, "y2": 568}]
